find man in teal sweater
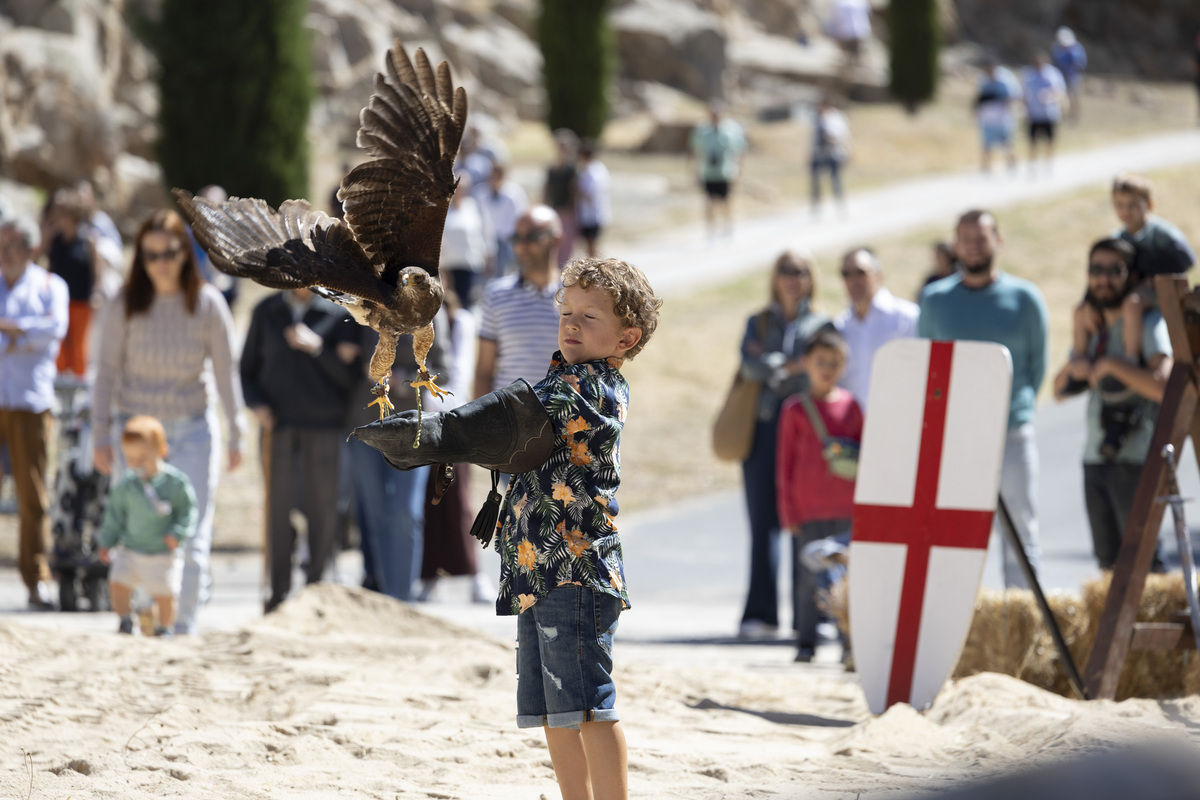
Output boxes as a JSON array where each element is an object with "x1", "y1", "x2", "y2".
[
  {"x1": 99, "y1": 415, "x2": 198, "y2": 636},
  {"x1": 919, "y1": 209, "x2": 1050, "y2": 588}
]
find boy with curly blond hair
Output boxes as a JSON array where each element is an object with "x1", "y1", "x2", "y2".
[
  {"x1": 494, "y1": 256, "x2": 659, "y2": 800},
  {"x1": 354, "y1": 256, "x2": 661, "y2": 800}
]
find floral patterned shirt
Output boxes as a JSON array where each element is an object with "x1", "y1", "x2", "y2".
[{"x1": 495, "y1": 352, "x2": 631, "y2": 616}]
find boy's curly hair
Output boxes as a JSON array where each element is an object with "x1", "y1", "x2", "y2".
[{"x1": 558, "y1": 257, "x2": 663, "y2": 360}]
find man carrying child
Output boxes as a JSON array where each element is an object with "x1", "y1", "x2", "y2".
[
  {"x1": 1054, "y1": 239, "x2": 1172, "y2": 572},
  {"x1": 1072, "y1": 173, "x2": 1194, "y2": 387},
  {"x1": 99, "y1": 415, "x2": 197, "y2": 636}
]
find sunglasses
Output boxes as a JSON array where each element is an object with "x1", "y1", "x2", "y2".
[
  {"x1": 144, "y1": 247, "x2": 183, "y2": 263},
  {"x1": 777, "y1": 266, "x2": 810, "y2": 278},
  {"x1": 840, "y1": 269, "x2": 867, "y2": 279},
  {"x1": 511, "y1": 231, "x2": 548, "y2": 245},
  {"x1": 1088, "y1": 264, "x2": 1127, "y2": 279}
]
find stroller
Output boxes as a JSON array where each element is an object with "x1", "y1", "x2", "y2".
[{"x1": 48, "y1": 378, "x2": 110, "y2": 612}]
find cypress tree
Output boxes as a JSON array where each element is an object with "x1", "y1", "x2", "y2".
[
  {"x1": 137, "y1": 0, "x2": 314, "y2": 204},
  {"x1": 888, "y1": 0, "x2": 940, "y2": 114},
  {"x1": 537, "y1": 0, "x2": 614, "y2": 139}
]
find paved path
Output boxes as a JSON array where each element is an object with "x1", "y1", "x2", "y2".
[
  {"x1": 622, "y1": 129, "x2": 1200, "y2": 295},
  {"x1": 4, "y1": 130, "x2": 1200, "y2": 661}
]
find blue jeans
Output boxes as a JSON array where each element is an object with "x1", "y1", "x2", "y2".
[
  {"x1": 997, "y1": 422, "x2": 1041, "y2": 588},
  {"x1": 515, "y1": 586, "x2": 622, "y2": 730},
  {"x1": 111, "y1": 411, "x2": 218, "y2": 634},
  {"x1": 347, "y1": 437, "x2": 427, "y2": 601},
  {"x1": 740, "y1": 419, "x2": 797, "y2": 629},
  {"x1": 810, "y1": 157, "x2": 844, "y2": 205}
]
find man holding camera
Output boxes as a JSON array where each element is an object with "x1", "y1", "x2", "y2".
[{"x1": 1053, "y1": 238, "x2": 1171, "y2": 571}]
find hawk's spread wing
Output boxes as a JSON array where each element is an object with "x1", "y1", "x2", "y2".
[
  {"x1": 173, "y1": 190, "x2": 395, "y2": 306},
  {"x1": 339, "y1": 41, "x2": 467, "y2": 281}
]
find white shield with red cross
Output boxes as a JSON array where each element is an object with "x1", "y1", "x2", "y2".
[{"x1": 848, "y1": 339, "x2": 1012, "y2": 714}]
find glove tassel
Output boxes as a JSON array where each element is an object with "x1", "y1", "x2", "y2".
[{"x1": 469, "y1": 470, "x2": 504, "y2": 548}]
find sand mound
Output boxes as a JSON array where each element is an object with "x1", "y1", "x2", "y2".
[
  {"x1": 253, "y1": 581, "x2": 484, "y2": 641},
  {"x1": 3, "y1": 583, "x2": 1200, "y2": 799}
]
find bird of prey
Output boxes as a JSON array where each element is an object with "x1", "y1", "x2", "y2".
[{"x1": 174, "y1": 41, "x2": 467, "y2": 420}]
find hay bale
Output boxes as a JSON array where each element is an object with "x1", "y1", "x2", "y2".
[{"x1": 835, "y1": 569, "x2": 1200, "y2": 701}]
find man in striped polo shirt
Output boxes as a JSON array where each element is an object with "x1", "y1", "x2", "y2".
[{"x1": 474, "y1": 205, "x2": 564, "y2": 399}]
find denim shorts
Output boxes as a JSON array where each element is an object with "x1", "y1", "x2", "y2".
[
  {"x1": 981, "y1": 121, "x2": 1014, "y2": 149},
  {"x1": 515, "y1": 586, "x2": 622, "y2": 730}
]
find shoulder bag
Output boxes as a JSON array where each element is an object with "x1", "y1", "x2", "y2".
[
  {"x1": 712, "y1": 311, "x2": 770, "y2": 462},
  {"x1": 797, "y1": 393, "x2": 859, "y2": 482}
]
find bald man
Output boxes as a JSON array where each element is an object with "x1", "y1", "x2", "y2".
[{"x1": 474, "y1": 205, "x2": 565, "y2": 400}]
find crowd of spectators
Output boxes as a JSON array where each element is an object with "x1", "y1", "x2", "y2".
[{"x1": 733, "y1": 171, "x2": 1194, "y2": 663}]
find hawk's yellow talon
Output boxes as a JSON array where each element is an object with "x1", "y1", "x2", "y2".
[
  {"x1": 411, "y1": 370, "x2": 452, "y2": 401},
  {"x1": 368, "y1": 394, "x2": 394, "y2": 420}
]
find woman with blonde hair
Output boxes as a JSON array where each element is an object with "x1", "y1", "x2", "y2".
[
  {"x1": 736, "y1": 250, "x2": 831, "y2": 639},
  {"x1": 91, "y1": 209, "x2": 246, "y2": 635}
]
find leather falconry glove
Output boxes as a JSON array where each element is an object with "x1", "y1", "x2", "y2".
[{"x1": 352, "y1": 380, "x2": 556, "y2": 546}]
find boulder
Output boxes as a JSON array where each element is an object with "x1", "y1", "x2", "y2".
[
  {"x1": 636, "y1": 120, "x2": 695, "y2": 154},
  {"x1": 732, "y1": 0, "x2": 804, "y2": 39},
  {"x1": 494, "y1": 0, "x2": 536, "y2": 37},
  {"x1": 728, "y1": 29, "x2": 889, "y2": 103},
  {"x1": 439, "y1": 19, "x2": 543, "y2": 113},
  {"x1": 611, "y1": 0, "x2": 728, "y2": 101},
  {"x1": 109, "y1": 152, "x2": 168, "y2": 237}
]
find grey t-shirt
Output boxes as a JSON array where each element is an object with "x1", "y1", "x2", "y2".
[{"x1": 1083, "y1": 310, "x2": 1171, "y2": 464}]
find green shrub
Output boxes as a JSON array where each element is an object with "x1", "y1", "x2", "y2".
[
  {"x1": 537, "y1": 0, "x2": 614, "y2": 139},
  {"x1": 888, "y1": 0, "x2": 940, "y2": 114},
  {"x1": 136, "y1": 0, "x2": 314, "y2": 204}
]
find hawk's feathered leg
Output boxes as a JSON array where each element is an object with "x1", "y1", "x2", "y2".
[
  {"x1": 368, "y1": 329, "x2": 399, "y2": 420},
  {"x1": 409, "y1": 322, "x2": 451, "y2": 402}
]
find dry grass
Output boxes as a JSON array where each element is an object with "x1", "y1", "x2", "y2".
[
  {"x1": 616, "y1": 159, "x2": 1200, "y2": 516},
  {"x1": 598, "y1": 74, "x2": 1198, "y2": 242}
]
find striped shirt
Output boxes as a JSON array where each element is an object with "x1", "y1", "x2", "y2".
[{"x1": 478, "y1": 273, "x2": 561, "y2": 392}]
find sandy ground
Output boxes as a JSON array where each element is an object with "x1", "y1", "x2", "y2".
[{"x1": 2, "y1": 581, "x2": 1199, "y2": 800}]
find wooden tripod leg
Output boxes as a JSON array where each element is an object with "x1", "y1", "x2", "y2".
[{"x1": 1084, "y1": 363, "x2": 1198, "y2": 699}]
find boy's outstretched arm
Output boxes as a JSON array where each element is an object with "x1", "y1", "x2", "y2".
[{"x1": 352, "y1": 379, "x2": 555, "y2": 475}]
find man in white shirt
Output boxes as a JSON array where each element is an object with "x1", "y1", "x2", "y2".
[
  {"x1": 827, "y1": 0, "x2": 872, "y2": 79},
  {"x1": 0, "y1": 216, "x2": 69, "y2": 610},
  {"x1": 834, "y1": 248, "x2": 919, "y2": 406}
]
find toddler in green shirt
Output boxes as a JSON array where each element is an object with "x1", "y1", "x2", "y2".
[{"x1": 98, "y1": 415, "x2": 198, "y2": 636}]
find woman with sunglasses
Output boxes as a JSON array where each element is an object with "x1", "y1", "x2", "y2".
[
  {"x1": 91, "y1": 209, "x2": 246, "y2": 635},
  {"x1": 736, "y1": 251, "x2": 832, "y2": 640}
]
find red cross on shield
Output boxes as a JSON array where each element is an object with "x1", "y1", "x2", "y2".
[{"x1": 849, "y1": 339, "x2": 1012, "y2": 714}]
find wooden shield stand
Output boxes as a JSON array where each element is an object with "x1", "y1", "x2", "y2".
[{"x1": 1084, "y1": 275, "x2": 1200, "y2": 699}]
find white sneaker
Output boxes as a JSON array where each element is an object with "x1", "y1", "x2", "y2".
[
  {"x1": 470, "y1": 573, "x2": 494, "y2": 605},
  {"x1": 414, "y1": 578, "x2": 438, "y2": 603},
  {"x1": 28, "y1": 581, "x2": 55, "y2": 611},
  {"x1": 737, "y1": 619, "x2": 778, "y2": 640}
]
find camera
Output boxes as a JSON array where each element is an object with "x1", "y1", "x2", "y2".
[{"x1": 1099, "y1": 404, "x2": 1143, "y2": 462}]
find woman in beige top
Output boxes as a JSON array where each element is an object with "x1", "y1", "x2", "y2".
[{"x1": 92, "y1": 209, "x2": 246, "y2": 635}]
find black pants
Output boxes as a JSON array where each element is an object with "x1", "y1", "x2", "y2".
[
  {"x1": 1083, "y1": 462, "x2": 1164, "y2": 571},
  {"x1": 267, "y1": 427, "x2": 343, "y2": 609}
]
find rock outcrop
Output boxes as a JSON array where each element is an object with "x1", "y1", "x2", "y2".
[{"x1": 0, "y1": 0, "x2": 1190, "y2": 233}]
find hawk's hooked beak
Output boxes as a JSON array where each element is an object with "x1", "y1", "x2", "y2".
[{"x1": 401, "y1": 275, "x2": 410, "y2": 288}]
